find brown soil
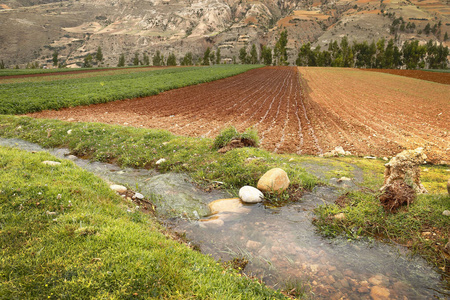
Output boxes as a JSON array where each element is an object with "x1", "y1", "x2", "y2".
[
  {"x1": 27, "y1": 66, "x2": 450, "y2": 163},
  {"x1": 365, "y1": 68, "x2": 450, "y2": 85}
]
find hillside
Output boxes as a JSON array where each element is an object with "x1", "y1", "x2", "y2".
[{"x1": 0, "y1": 0, "x2": 449, "y2": 67}]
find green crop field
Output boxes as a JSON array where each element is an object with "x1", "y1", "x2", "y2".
[{"x1": 0, "y1": 65, "x2": 261, "y2": 115}]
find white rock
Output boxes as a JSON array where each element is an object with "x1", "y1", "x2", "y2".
[
  {"x1": 443, "y1": 210, "x2": 450, "y2": 216},
  {"x1": 239, "y1": 186, "x2": 263, "y2": 203},
  {"x1": 42, "y1": 161, "x2": 61, "y2": 166},
  {"x1": 67, "y1": 129, "x2": 72, "y2": 135},
  {"x1": 364, "y1": 156, "x2": 377, "y2": 159},
  {"x1": 156, "y1": 158, "x2": 166, "y2": 165},
  {"x1": 110, "y1": 184, "x2": 127, "y2": 194},
  {"x1": 334, "y1": 146, "x2": 346, "y2": 155},
  {"x1": 133, "y1": 192, "x2": 145, "y2": 200}
]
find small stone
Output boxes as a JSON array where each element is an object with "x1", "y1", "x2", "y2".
[
  {"x1": 133, "y1": 192, "x2": 145, "y2": 200},
  {"x1": 199, "y1": 216, "x2": 224, "y2": 228},
  {"x1": 443, "y1": 210, "x2": 450, "y2": 216},
  {"x1": 370, "y1": 286, "x2": 390, "y2": 300},
  {"x1": 333, "y1": 213, "x2": 346, "y2": 220},
  {"x1": 110, "y1": 184, "x2": 127, "y2": 194},
  {"x1": 257, "y1": 168, "x2": 290, "y2": 193},
  {"x1": 67, "y1": 129, "x2": 72, "y2": 135},
  {"x1": 337, "y1": 177, "x2": 352, "y2": 183},
  {"x1": 156, "y1": 158, "x2": 166, "y2": 165},
  {"x1": 383, "y1": 157, "x2": 389, "y2": 161},
  {"x1": 42, "y1": 161, "x2": 61, "y2": 166},
  {"x1": 364, "y1": 156, "x2": 377, "y2": 159},
  {"x1": 239, "y1": 186, "x2": 263, "y2": 203},
  {"x1": 358, "y1": 286, "x2": 370, "y2": 293},
  {"x1": 368, "y1": 274, "x2": 386, "y2": 286},
  {"x1": 46, "y1": 211, "x2": 57, "y2": 215},
  {"x1": 208, "y1": 198, "x2": 243, "y2": 214},
  {"x1": 246, "y1": 240, "x2": 262, "y2": 250}
]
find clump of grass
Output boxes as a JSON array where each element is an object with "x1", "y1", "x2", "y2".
[
  {"x1": 0, "y1": 146, "x2": 288, "y2": 299},
  {"x1": 213, "y1": 126, "x2": 259, "y2": 149}
]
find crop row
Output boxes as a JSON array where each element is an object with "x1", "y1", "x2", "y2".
[{"x1": 0, "y1": 65, "x2": 261, "y2": 115}]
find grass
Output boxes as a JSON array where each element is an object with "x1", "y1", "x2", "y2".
[
  {"x1": 0, "y1": 116, "x2": 319, "y2": 193},
  {"x1": 0, "y1": 65, "x2": 262, "y2": 115},
  {"x1": 0, "y1": 146, "x2": 288, "y2": 299}
]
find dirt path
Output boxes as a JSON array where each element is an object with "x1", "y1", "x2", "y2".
[{"x1": 27, "y1": 66, "x2": 450, "y2": 163}]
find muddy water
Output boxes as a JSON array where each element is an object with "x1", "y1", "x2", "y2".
[{"x1": 1, "y1": 138, "x2": 448, "y2": 299}]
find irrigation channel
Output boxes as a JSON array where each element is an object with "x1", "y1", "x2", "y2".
[{"x1": 1, "y1": 138, "x2": 449, "y2": 299}]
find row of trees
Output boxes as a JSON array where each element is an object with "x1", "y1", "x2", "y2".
[{"x1": 296, "y1": 37, "x2": 449, "y2": 69}]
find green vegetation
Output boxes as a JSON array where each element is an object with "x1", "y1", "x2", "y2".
[
  {"x1": 296, "y1": 37, "x2": 449, "y2": 69},
  {"x1": 0, "y1": 116, "x2": 317, "y2": 191},
  {"x1": 213, "y1": 126, "x2": 259, "y2": 149},
  {"x1": 0, "y1": 146, "x2": 287, "y2": 299},
  {"x1": 0, "y1": 65, "x2": 261, "y2": 115}
]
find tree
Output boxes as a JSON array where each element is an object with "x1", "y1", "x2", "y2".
[
  {"x1": 142, "y1": 53, "x2": 150, "y2": 66},
  {"x1": 216, "y1": 48, "x2": 221, "y2": 64},
  {"x1": 375, "y1": 38, "x2": 386, "y2": 68},
  {"x1": 153, "y1": 50, "x2": 162, "y2": 66},
  {"x1": 181, "y1": 52, "x2": 193, "y2": 66},
  {"x1": 117, "y1": 53, "x2": 125, "y2": 67},
  {"x1": 0, "y1": 60, "x2": 5, "y2": 69},
  {"x1": 444, "y1": 32, "x2": 449, "y2": 41},
  {"x1": 296, "y1": 43, "x2": 312, "y2": 66},
  {"x1": 274, "y1": 30, "x2": 288, "y2": 65},
  {"x1": 133, "y1": 52, "x2": 140, "y2": 66},
  {"x1": 203, "y1": 47, "x2": 211, "y2": 65},
  {"x1": 52, "y1": 51, "x2": 58, "y2": 66},
  {"x1": 166, "y1": 53, "x2": 177, "y2": 66},
  {"x1": 209, "y1": 51, "x2": 216, "y2": 65},
  {"x1": 83, "y1": 54, "x2": 93, "y2": 68},
  {"x1": 250, "y1": 44, "x2": 258, "y2": 64},
  {"x1": 261, "y1": 46, "x2": 272, "y2": 65},
  {"x1": 96, "y1": 46, "x2": 103, "y2": 62},
  {"x1": 424, "y1": 23, "x2": 431, "y2": 35},
  {"x1": 239, "y1": 47, "x2": 248, "y2": 64}
]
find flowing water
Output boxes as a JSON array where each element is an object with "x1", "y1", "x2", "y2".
[{"x1": 1, "y1": 138, "x2": 449, "y2": 299}]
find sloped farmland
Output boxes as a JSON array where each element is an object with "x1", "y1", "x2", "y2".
[{"x1": 28, "y1": 66, "x2": 450, "y2": 163}]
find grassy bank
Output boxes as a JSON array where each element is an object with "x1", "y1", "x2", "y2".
[
  {"x1": 0, "y1": 146, "x2": 287, "y2": 299},
  {"x1": 0, "y1": 65, "x2": 261, "y2": 115},
  {"x1": 0, "y1": 116, "x2": 318, "y2": 193}
]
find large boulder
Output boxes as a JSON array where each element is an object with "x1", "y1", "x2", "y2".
[
  {"x1": 239, "y1": 186, "x2": 263, "y2": 203},
  {"x1": 257, "y1": 168, "x2": 290, "y2": 193}
]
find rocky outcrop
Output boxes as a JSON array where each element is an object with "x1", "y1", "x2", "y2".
[{"x1": 380, "y1": 148, "x2": 428, "y2": 194}]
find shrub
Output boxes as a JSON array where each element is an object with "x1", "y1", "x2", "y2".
[{"x1": 213, "y1": 126, "x2": 259, "y2": 149}]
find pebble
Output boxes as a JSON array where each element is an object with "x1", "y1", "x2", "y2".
[
  {"x1": 42, "y1": 161, "x2": 61, "y2": 166},
  {"x1": 370, "y1": 286, "x2": 390, "y2": 300},
  {"x1": 67, "y1": 129, "x2": 72, "y2": 135},
  {"x1": 133, "y1": 192, "x2": 145, "y2": 200},
  {"x1": 156, "y1": 158, "x2": 166, "y2": 165},
  {"x1": 110, "y1": 184, "x2": 127, "y2": 194}
]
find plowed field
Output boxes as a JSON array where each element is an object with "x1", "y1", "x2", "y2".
[{"x1": 27, "y1": 66, "x2": 450, "y2": 163}]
